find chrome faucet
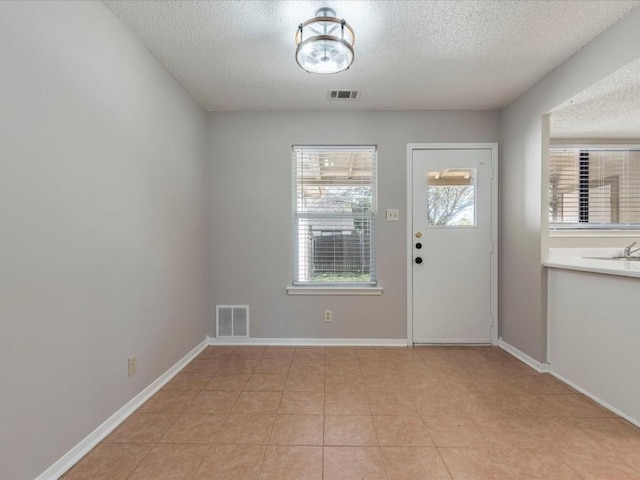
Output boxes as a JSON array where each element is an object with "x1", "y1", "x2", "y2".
[{"x1": 623, "y1": 241, "x2": 640, "y2": 257}]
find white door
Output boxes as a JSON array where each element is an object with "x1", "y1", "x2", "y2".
[{"x1": 408, "y1": 144, "x2": 497, "y2": 344}]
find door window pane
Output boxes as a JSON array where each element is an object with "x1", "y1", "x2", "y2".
[{"x1": 426, "y1": 168, "x2": 476, "y2": 226}]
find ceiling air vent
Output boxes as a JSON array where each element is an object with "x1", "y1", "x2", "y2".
[{"x1": 328, "y1": 89, "x2": 360, "y2": 100}]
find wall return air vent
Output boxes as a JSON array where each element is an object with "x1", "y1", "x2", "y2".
[
  {"x1": 328, "y1": 89, "x2": 360, "y2": 100},
  {"x1": 216, "y1": 305, "x2": 249, "y2": 338}
]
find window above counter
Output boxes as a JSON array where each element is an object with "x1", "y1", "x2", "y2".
[{"x1": 549, "y1": 146, "x2": 640, "y2": 231}]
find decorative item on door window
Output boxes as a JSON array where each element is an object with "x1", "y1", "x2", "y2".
[{"x1": 426, "y1": 168, "x2": 476, "y2": 226}]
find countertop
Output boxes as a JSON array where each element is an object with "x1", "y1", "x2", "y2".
[{"x1": 544, "y1": 248, "x2": 640, "y2": 279}]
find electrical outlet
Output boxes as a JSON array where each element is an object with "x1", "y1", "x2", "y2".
[
  {"x1": 324, "y1": 310, "x2": 332, "y2": 322},
  {"x1": 386, "y1": 209, "x2": 400, "y2": 221},
  {"x1": 128, "y1": 355, "x2": 137, "y2": 377}
]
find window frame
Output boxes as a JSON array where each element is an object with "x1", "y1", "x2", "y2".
[
  {"x1": 291, "y1": 145, "x2": 378, "y2": 289},
  {"x1": 548, "y1": 145, "x2": 640, "y2": 232}
]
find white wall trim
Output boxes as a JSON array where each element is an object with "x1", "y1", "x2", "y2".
[
  {"x1": 549, "y1": 370, "x2": 640, "y2": 429},
  {"x1": 414, "y1": 338, "x2": 493, "y2": 345},
  {"x1": 406, "y1": 143, "x2": 414, "y2": 345},
  {"x1": 498, "y1": 338, "x2": 550, "y2": 373},
  {"x1": 208, "y1": 336, "x2": 407, "y2": 347},
  {"x1": 37, "y1": 339, "x2": 208, "y2": 480},
  {"x1": 286, "y1": 286, "x2": 383, "y2": 295}
]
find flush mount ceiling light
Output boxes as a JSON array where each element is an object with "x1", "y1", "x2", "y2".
[{"x1": 295, "y1": 7, "x2": 355, "y2": 75}]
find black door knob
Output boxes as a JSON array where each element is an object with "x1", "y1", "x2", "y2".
[
  {"x1": 415, "y1": 242, "x2": 422, "y2": 249},
  {"x1": 415, "y1": 257, "x2": 423, "y2": 264}
]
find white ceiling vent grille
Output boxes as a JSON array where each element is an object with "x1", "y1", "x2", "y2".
[
  {"x1": 216, "y1": 305, "x2": 249, "y2": 338},
  {"x1": 328, "y1": 89, "x2": 360, "y2": 100}
]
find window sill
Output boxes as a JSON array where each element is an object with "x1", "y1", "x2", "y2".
[
  {"x1": 550, "y1": 229, "x2": 640, "y2": 238},
  {"x1": 286, "y1": 286, "x2": 384, "y2": 296}
]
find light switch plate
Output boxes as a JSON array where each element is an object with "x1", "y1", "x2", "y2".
[{"x1": 386, "y1": 209, "x2": 400, "y2": 221}]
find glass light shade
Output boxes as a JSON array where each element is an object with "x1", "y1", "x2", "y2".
[
  {"x1": 295, "y1": 9, "x2": 355, "y2": 75},
  {"x1": 296, "y1": 38, "x2": 354, "y2": 74}
]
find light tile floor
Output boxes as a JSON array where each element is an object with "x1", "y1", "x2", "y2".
[{"x1": 61, "y1": 346, "x2": 640, "y2": 479}]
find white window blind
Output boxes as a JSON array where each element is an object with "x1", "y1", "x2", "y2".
[
  {"x1": 293, "y1": 146, "x2": 377, "y2": 285},
  {"x1": 549, "y1": 147, "x2": 640, "y2": 229}
]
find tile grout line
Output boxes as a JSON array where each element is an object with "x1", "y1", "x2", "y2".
[
  {"x1": 356, "y1": 348, "x2": 389, "y2": 479},
  {"x1": 184, "y1": 370, "x2": 211, "y2": 480},
  {"x1": 249, "y1": 346, "x2": 270, "y2": 480},
  {"x1": 63, "y1": 346, "x2": 640, "y2": 480},
  {"x1": 322, "y1": 347, "x2": 327, "y2": 479}
]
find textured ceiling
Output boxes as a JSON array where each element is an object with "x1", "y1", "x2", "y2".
[
  {"x1": 551, "y1": 58, "x2": 640, "y2": 139},
  {"x1": 104, "y1": 0, "x2": 640, "y2": 111}
]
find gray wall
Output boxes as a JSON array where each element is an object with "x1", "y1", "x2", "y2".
[
  {"x1": 3, "y1": 1, "x2": 639, "y2": 476},
  {"x1": 499, "y1": 8, "x2": 640, "y2": 362},
  {"x1": 208, "y1": 111, "x2": 499, "y2": 340},
  {"x1": 0, "y1": 2, "x2": 209, "y2": 478}
]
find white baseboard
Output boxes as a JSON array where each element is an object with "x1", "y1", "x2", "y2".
[
  {"x1": 498, "y1": 338, "x2": 550, "y2": 373},
  {"x1": 550, "y1": 371, "x2": 640, "y2": 429},
  {"x1": 207, "y1": 336, "x2": 408, "y2": 347},
  {"x1": 38, "y1": 339, "x2": 208, "y2": 480},
  {"x1": 413, "y1": 338, "x2": 492, "y2": 345},
  {"x1": 500, "y1": 340, "x2": 639, "y2": 427}
]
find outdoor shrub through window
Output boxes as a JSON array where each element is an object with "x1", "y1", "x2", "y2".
[
  {"x1": 549, "y1": 147, "x2": 640, "y2": 229},
  {"x1": 293, "y1": 146, "x2": 376, "y2": 285},
  {"x1": 426, "y1": 168, "x2": 476, "y2": 226}
]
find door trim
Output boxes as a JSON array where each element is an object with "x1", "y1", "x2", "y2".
[{"x1": 406, "y1": 143, "x2": 499, "y2": 346}]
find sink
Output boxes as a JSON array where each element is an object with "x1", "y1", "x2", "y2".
[{"x1": 583, "y1": 256, "x2": 640, "y2": 261}]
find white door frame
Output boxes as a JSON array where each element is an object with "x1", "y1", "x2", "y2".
[{"x1": 406, "y1": 143, "x2": 499, "y2": 346}]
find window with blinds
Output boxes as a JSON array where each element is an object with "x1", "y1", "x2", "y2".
[
  {"x1": 292, "y1": 146, "x2": 377, "y2": 285},
  {"x1": 549, "y1": 147, "x2": 640, "y2": 229}
]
